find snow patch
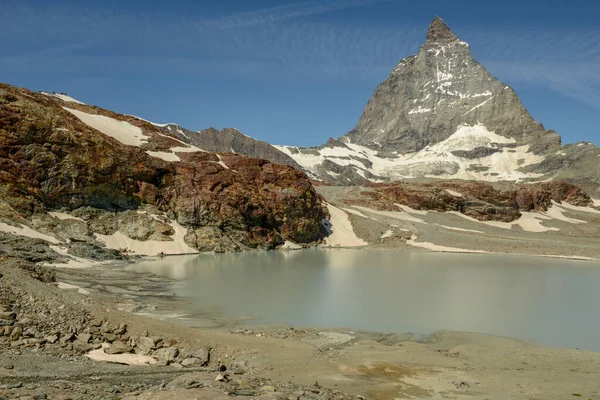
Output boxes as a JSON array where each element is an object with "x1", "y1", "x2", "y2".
[
  {"x1": 435, "y1": 224, "x2": 483, "y2": 234},
  {"x1": 380, "y1": 230, "x2": 393, "y2": 239},
  {"x1": 407, "y1": 235, "x2": 488, "y2": 253},
  {"x1": 280, "y1": 241, "x2": 302, "y2": 250},
  {"x1": 87, "y1": 344, "x2": 157, "y2": 366},
  {"x1": 64, "y1": 108, "x2": 148, "y2": 147},
  {"x1": 557, "y1": 200, "x2": 600, "y2": 215},
  {"x1": 0, "y1": 222, "x2": 61, "y2": 244},
  {"x1": 279, "y1": 123, "x2": 543, "y2": 183},
  {"x1": 95, "y1": 221, "x2": 198, "y2": 256},
  {"x1": 46, "y1": 245, "x2": 101, "y2": 269},
  {"x1": 352, "y1": 206, "x2": 425, "y2": 224},
  {"x1": 408, "y1": 106, "x2": 432, "y2": 114},
  {"x1": 445, "y1": 189, "x2": 463, "y2": 197},
  {"x1": 323, "y1": 204, "x2": 367, "y2": 247},
  {"x1": 48, "y1": 212, "x2": 85, "y2": 222}
]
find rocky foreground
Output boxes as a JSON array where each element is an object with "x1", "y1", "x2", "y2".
[{"x1": 3, "y1": 257, "x2": 600, "y2": 400}]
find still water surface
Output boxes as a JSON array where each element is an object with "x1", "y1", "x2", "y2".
[{"x1": 127, "y1": 249, "x2": 600, "y2": 351}]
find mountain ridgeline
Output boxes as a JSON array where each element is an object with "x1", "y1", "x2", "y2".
[{"x1": 156, "y1": 17, "x2": 600, "y2": 195}]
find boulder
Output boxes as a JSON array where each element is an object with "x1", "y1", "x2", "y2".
[{"x1": 105, "y1": 341, "x2": 132, "y2": 355}]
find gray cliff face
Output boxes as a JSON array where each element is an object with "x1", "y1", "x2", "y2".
[
  {"x1": 344, "y1": 16, "x2": 561, "y2": 155},
  {"x1": 160, "y1": 124, "x2": 303, "y2": 169}
]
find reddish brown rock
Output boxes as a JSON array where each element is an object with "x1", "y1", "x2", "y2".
[
  {"x1": 352, "y1": 180, "x2": 591, "y2": 222},
  {"x1": 0, "y1": 83, "x2": 328, "y2": 250}
]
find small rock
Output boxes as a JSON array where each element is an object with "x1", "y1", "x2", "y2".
[
  {"x1": 262, "y1": 385, "x2": 276, "y2": 392},
  {"x1": 2, "y1": 364, "x2": 14, "y2": 370},
  {"x1": 105, "y1": 341, "x2": 132, "y2": 355},
  {"x1": 9, "y1": 326, "x2": 22, "y2": 341},
  {"x1": 215, "y1": 374, "x2": 229, "y2": 382},
  {"x1": 33, "y1": 393, "x2": 47, "y2": 400},
  {"x1": 72, "y1": 340, "x2": 92, "y2": 353},
  {"x1": 153, "y1": 347, "x2": 179, "y2": 365},
  {"x1": 114, "y1": 323, "x2": 127, "y2": 335},
  {"x1": 45, "y1": 335, "x2": 58, "y2": 344},
  {"x1": 76, "y1": 333, "x2": 91, "y2": 343},
  {"x1": 181, "y1": 357, "x2": 201, "y2": 367},
  {"x1": 61, "y1": 332, "x2": 75, "y2": 343},
  {"x1": 170, "y1": 362, "x2": 183, "y2": 370},
  {"x1": 219, "y1": 364, "x2": 227, "y2": 372},
  {"x1": 453, "y1": 380, "x2": 470, "y2": 389},
  {"x1": 191, "y1": 346, "x2": 210, "y2": 365},
  {"x1": 106, "y1": 385, "x2": 122, "y2": 394},
  {"x1": 136, "y1": 336, "x2": 157, "y2": 353},
  {"x1": 7, "y1": 382, "x2": 23, "y2": 389},
  {"x1": 103, "y1": 333, "x2": 116, "y2": 342}
]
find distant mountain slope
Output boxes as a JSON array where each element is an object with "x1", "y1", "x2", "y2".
[{"x1": 153, "y1": 17, "x2": 599, "y2": 193}]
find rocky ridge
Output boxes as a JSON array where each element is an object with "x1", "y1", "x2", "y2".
[{"x1": 0, "y1": 83, "x2": 328, "y2": 258}]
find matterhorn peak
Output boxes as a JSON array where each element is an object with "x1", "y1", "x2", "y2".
[{"x1": 426, "y1": 16, "x2": 457, "y2": 44}]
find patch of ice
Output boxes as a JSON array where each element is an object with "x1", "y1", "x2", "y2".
[
  {"x1": 323, "y1": 204, "x2": 367, "y2": 247},
  {"x1": 94, "y1": 221, "x2": 198, "y2": 256},
  {"x1": 64, "y1": 108, "x2": 148, "y2": 147},
  {"x1": 445, "y1": 189, "x2": 463, "y2": 197},
  {"x1": 0, "y1": 222, "x2": 61, "y2": 244}
]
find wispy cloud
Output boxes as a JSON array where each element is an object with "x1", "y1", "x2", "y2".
[
  {"x1": 205, "y1": 0, "x2": 384, "y2": 29},
  {"x1": 1, "y1": 0, "x2": 599, "y2": 112}
]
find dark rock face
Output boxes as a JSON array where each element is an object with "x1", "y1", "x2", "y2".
[{"x1": 0, "y1": 83, "x2": 328, "y2": 251}]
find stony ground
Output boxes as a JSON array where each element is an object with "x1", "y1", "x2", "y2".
[{"x1": 2, "y1": 256, "x2": 600, "y2": 400}]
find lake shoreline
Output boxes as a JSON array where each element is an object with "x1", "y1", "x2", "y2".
[{"x1": 3, "y1": 257, "x2": 600, "y2": 399}]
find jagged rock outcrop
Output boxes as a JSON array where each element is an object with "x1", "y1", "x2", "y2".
[
  {"x1": 0, "y1": 83, "x2": 328, "y2": 253},
  {"x1": 346, "y1": 180, "x2": 591, "y2": 222},
  {"x1": 160, "y1": 124, "x2": 303, "y2": 170}
]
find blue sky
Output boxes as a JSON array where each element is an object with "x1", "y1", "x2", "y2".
[{"x1": 1, "y1": 0, "x2": 599, "y2": 146}]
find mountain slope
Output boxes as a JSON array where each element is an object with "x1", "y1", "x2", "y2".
[
  {"x1": 0, "y1": 83, "x2": 328, "y2": 254},
  {"x1": 161, "y1": 17, "x2": 598, "y2": 192}
]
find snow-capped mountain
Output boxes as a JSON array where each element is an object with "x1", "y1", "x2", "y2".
[{"x1": 152, "y1": 17, "x2": 600, "y2": 193}]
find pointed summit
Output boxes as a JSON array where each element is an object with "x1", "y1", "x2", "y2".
[{"x1": 426, "y1": 16, "x2": 457, "y2": 43}]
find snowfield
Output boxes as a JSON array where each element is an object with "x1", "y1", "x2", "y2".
[{"x1": 275, "y1": 123, "x2": 546, "y2": 183}]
